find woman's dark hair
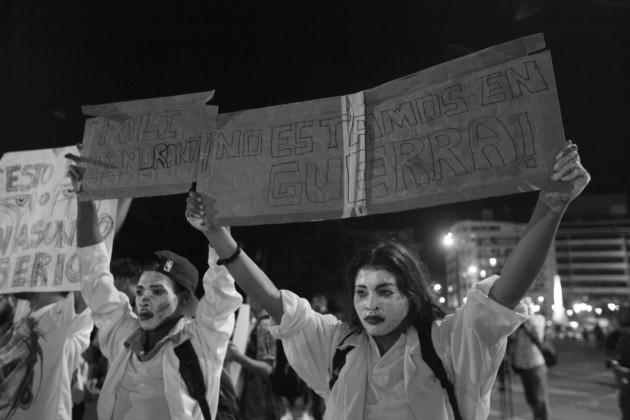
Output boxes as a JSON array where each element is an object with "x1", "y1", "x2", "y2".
[{"x1": 344, "y1": 237, "x2": 446, "y2": 334}]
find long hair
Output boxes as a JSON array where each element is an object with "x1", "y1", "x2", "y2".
[{"x1": 344, "y1": 238, "x2": 446, "y2": 335}]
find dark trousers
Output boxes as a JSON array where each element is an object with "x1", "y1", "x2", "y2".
[{"x1": 518, "y1": 364, "x2": 550, "y2": 420}]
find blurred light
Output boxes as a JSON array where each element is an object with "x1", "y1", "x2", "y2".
[
  {"x1": 489, "y1": 258, "x2": 497, "y2": 267},
  {"x1": 433, "y1": 284, "x2": 442, "y2": 292},
  {"x1": 447, "y1": 286, "x2": 453, "y2": 293},
  {"x1": 462, "y1": 297, "x2": 468, "y2": 304},
  {"x1": 567, "y1": 309, "x2": 574, "y2": 316},
  {"x1": 569, "y1": 321, "x2": 579, "y2": 329},
  {"x1": 608, "y1": 303, "x2": 619, "y2": 311},
  {"x1": 443, "y1": 232, "x2": 454, "y2": 247},
  {"x1": 532, "y1": 304, "x2": 541, "y2": 313},
  {"x1": 573, "y1": 302, "x2": 594, "y2": 313},
  {"x1": 468, "y1": 265, "x2": 477, "y2": 274},
  {"x1": 439, "y1": 297, "x2": 446, "y2": 304},
  {"x1": 537, "y1": 296, "x2": 544, "y2": 303},
  {"x1": 595, "y1": 308, "x2": 603, "y2": 315},
  {"x1": 480, "y1": 270, "x2": 486, "y2": 278}
]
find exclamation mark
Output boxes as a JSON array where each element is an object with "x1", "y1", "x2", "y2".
[{"x1": 518, "y1": 112, "x2": 537, "y2": 168}]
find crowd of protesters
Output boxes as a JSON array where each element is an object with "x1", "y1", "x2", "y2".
[{"x1": 0, "y1": 140, "x2": 593, "y2": 420}]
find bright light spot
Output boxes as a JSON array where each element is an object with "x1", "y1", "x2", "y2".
[
  {"x1": 443, "y1": 232, "x2": 454, "y2": 247},
  {"x1": 480, "y1": 270, "x2": 487, "y2": 278},
  {"x1": 608, "y1": 303, "x2": 619, "y2": 311},
  {"x1": 462, "y1": 297, "x2": 468, "y2": 304},
  {"x1": 447, "y1": 286, "x2": 453, "y2": 292},
  {"x1": 567, "y1": 309, "x2": 574, "y2": 316},
  {"x1": 532, "y1": 304, "x2": 541, "y2": 313},
  {"x1": 468, "y1": 265, "x2": 477, "y2": 274},
  {"x1": 569, "y1": 321, "x2": 579, "y2": 329},
  {"x1": 573, "y1": 302, "x2": 594, "y2": 313},
  {"x1": 433, "y1": 284, "x2": 442, "y2": 292},
  {"x1": 537, "y1": 296, "x2": 545, "y2": 303},
  {"x1": 489, "y1": 258, "x2": 497, "y2": 266},
  {"x1": 595, "y1": 308, "x2": 602, "y2": 315},
  {"x1": 439, "y1": 297, "x2": 446, "y2": 304}
]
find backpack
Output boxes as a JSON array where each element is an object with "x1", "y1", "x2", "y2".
[
  {"x1": 329, "y1": 326, "x2": 463, "y2": 420},
  {"x1": 269, "y1": 338, "x2": 305, "y2": 403},
  {"x1": 174, "y1": 339, "x2": 242, "y2": 420}
]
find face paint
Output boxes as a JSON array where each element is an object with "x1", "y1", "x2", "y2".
[
  {"x1": 135, "y1": 272, "x2": 180, "y2": 331},
  {"x1": 353, "y1": 268, "x2": 410, "y2": 346}
]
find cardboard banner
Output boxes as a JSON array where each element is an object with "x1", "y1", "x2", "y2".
[
  {"x1": 78, "y1": 34, "x2": 566, "y2": 226},
  {"x1": 80, "y1": 91, "x2": 218, "y2": 199},
  {"x1": 0, "y1": 146, "x2": 117, "y2": 293}
]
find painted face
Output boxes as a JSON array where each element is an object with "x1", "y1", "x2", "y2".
[
  {"x1": 353, "y1": 268, "x2": 410, "y2": 339},
  {"x1": 135, "y1": 271, "x2": 180, "y2": 331}
]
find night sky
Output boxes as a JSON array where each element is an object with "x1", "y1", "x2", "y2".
[{"x1": 4, "y1": 1, "x2": 630, "y2": 300}]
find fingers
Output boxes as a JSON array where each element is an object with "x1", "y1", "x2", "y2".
[
  {"x1": 552, "y1": 141, "x2": 583, "y2": 181},
  {"x1": 186, "y1": 192, "x2": 205, "y2": 217}
]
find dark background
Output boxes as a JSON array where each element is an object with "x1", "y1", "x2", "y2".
[{"x1": 4, "y1": 0, "x2": 629, "y2": 302}]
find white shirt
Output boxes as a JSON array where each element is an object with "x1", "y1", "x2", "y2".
[
  {"x1": 269, "y1": 275, "x2": 528, "y2": 420},
  {"x1": 114, "y1": 347, "x2": 171, "y2": 420},
  {"x1": 12, "y1": 294, "x2": 93, "y2": 420},
  {"x1": 364, "y1": 332, "x2": 411, "y2": 419}
]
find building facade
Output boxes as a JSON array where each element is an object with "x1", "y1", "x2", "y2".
[
  {"x1": 444, "y1": 220, "x2": 557, "y2": 312},
  {"x1": 556, "y1": 219, "x2": 630, "y2": 309}
]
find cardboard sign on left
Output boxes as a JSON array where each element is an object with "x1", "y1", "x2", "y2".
[
  {"x1": 79, "y1": 91, "x2": 218, "y2": 200},
  {"x1": 0, "y1": 146, "x2": 117, "y2": 293}
]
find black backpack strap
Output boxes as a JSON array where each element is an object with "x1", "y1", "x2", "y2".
[
  {"x1": 175, "y1": 339, "x2": 212, "y2": 420},
  {"x1": 328, "y1": 330, "x2": 356, "y2": 390},
  {"x1": 418, "y1": 327, "x2": 463, "y2": 420}
]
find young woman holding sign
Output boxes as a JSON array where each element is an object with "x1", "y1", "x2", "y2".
[{"x1": 185, "y1": 141, "x2": 589, "y2": 420}]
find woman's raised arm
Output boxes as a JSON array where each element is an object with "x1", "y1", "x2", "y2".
[
  {"x1": 185, "y1": 191, "x2": 285, "y2": 323},
  {"x1": 489, "y1": 141, "x2": 590, "y2": 309}
]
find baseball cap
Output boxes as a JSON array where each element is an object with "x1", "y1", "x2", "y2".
[{"x1": 142, "y1": 250, "x2": 199, "y2": 295}]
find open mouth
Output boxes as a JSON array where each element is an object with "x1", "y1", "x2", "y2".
[{"x1": 138, "y1": 311, "x2": 154, "y2": 321}]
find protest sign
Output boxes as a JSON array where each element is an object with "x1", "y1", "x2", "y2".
[
  {"x1": 80, "y1": 91, "x2": 218, "y2": 200},
  {"x1": 78, "y1": 33, "x2": 566, "y2": 226},
  {"x1": 0, "y1": 146, "x2": 117, "y2": 293}
]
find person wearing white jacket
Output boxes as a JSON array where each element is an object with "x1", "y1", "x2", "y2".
[
  {"x1": 190, "y1": 141, "x2": 588, "y2": 420},
  {"x1": 70, "y1": 165, "x2": 242, "y2": 420}
]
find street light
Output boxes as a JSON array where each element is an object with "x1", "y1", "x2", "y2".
[{"x1": 443, "y1": 232, "x2": 454, "y2": 247}]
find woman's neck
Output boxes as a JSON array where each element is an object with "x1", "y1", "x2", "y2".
[{"x1": 371, "y1": 321, "x2": 409, "y2": 356}]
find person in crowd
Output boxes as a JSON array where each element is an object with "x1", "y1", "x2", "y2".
[
  {"x1": 184, "y1": 140, "x2": 589, "y2": 420},
  {"x1": 0, "y1": 151, "x2": 132, "y2": 420},
  {"x1": 610, "y1": 303, "x2": 630, "y2": 420},
  {"x1": 509, "y1": 301, "x2": 551, "y2": 420},
  {"x1": 0, "y1": 290, "x2": 93, "y2": 420},
  {"x1": 69, "y1": 164, "x2": 242, "y2": 420},
  {"x1": 226, "y1": 296, "x2": 281, "y2": 419}
]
